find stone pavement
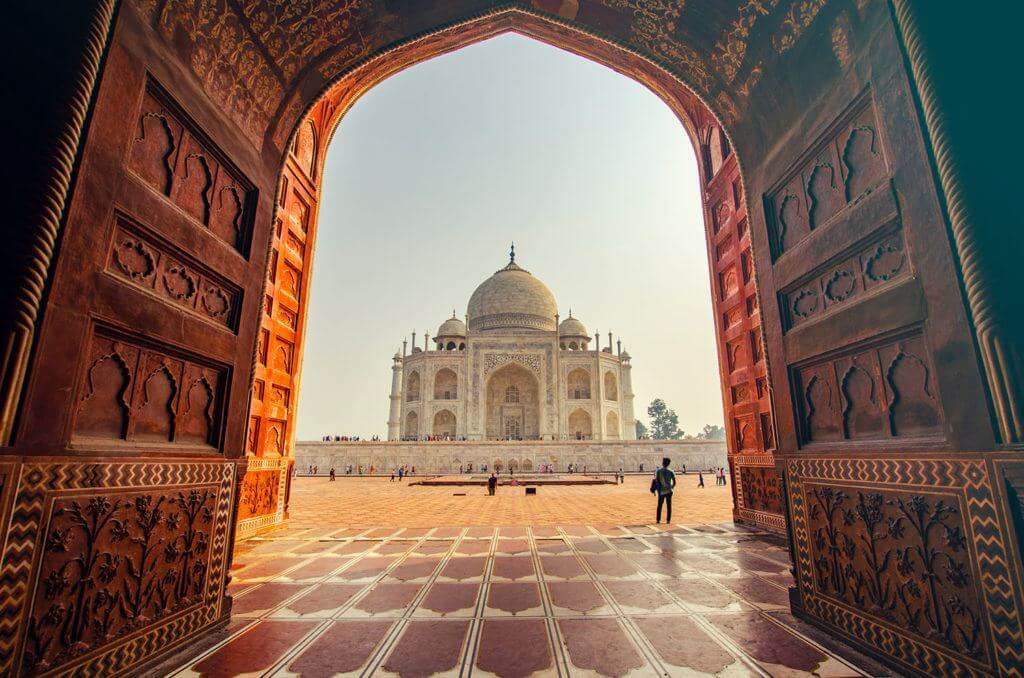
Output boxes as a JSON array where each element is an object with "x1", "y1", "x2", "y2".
[
  {"x1": 285, "y1": 475, "x2": 737, "y2": 527},
  {"x1": 165, "y1": 478, "x2": 889, "y2": 677}
]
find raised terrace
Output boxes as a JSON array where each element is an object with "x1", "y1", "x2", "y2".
[{"x1": 295, "y1": 439, "x2": 728, "y2": 475}]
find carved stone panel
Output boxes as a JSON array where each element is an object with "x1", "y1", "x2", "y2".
[
  {"x1": 108, "y1": 217, "x2": 241, "y2": 331},
  {"x1": 0, "y1": 461, "x2": 234, "y2": 675},
  {"x1": 781, "y1": 229, "x2": 908, "y2": 330},
  {"x1": 74, "y1": 329, "x2": 226, "y2": 449},
  {"x1": 128, "y1": 82, "x2": 254, "y2": 255},
  {"x1": 767, "y1": 94, "x2": 889, "y2": 258},
  {"x1": 788, "y1": 457, "x2": 1024, "y2": 676},
  {"x1": 795, "y1": 332, "x2": 943, "y2": 445},
  {"x1": 739, "y1": 466, "x2": 783, "y2": 514}
]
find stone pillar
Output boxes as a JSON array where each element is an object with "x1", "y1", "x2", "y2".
[
  {"x1": 594, "y1": 331, "x2": 603, "y2": 441},
  {"x1": 553, "y1": 314, "x2": 561, "y2": 441},
  {"x1": 388, "y1": 354, "x2": 403, "y2": 440},
  {"x1": 621, "y1": 355, "x2": 636, "y2": 440}
]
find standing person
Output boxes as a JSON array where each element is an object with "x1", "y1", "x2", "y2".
[
  {"x1": 651, "y1": 457, "x2": 676, "y2": 524},
  {"x1": 697, "y1": 471, "x2": 705, "y2": 488},
  {"x1": 370, "y1": 465, "x2": 375, "y2": 475},
  {"x1": 398, "y1": 466, "x2": 404, "y2": 482},
  {"x1": 390, "y1": 468, "x2": 395, "y2": 482},
  {"x1": 721, "y1": 467, "x2": 728, "y2": 486},
  {"x1": 487, "y1": 473, "x2": 497, "y2": 496},
  {"x1": 329, "y1": 468, "x2": 336, "y2": 481}
]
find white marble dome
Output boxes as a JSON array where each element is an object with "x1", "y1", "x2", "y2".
[
  {"x1": 467, "y1": 258, "x2": 557, "y2": 332},
  {"x1": 436, "y1": 314, "x2": 467, "y2": 338},
  {"x1": 558, "y1": 313, "x2": 588, "y2": 338}
]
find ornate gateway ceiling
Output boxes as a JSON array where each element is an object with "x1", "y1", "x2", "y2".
[{"x1": 132, "y1": 0, "x2": 833, "y2": 149}]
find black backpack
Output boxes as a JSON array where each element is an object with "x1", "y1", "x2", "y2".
[{"x1": 650, "y1": 473, "x2": 659, "y2": 494}]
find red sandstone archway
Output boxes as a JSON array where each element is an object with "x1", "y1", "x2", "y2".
[
  {"x1": 4, "y1": 2, "x2": 1019, "y2": 677},
  {"x1": 248, "y1": 11, "x2": 778, "y2": 538}
]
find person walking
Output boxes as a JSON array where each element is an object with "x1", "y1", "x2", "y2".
[
  {"x1": 390, "y1": 469, "x2": 395, "y2": 482},
  {"x1": 398, "y1": 466, "x2": 404, "y2": 481},
  {"x1": 487, "y1": 473, "x2": 497, "y2": 496},
  {"x1": 697, "y1": 471, "x2": 705, "y2": 488},
  {"x1": 651, "y1": 457, "x2": 676, "y2": 524},
  {"x1": 329, "y1": 468, "x2": 336, "y2": 481}
]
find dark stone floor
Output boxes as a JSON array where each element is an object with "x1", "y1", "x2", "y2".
[{"x1": 170, "y1": 522, "x2": 891, "y2": 677}]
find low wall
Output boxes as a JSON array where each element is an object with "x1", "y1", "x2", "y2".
[{"x1": 293, "y1": 439, "x2": 727, "y2": 474}]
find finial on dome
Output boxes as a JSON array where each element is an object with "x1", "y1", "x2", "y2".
[
  {"x1": 568, "y1": 308, "x2": 573, "y2": 318},
  {"x1": 509, "y1": 241, "x2": 515, "y2": 263}
]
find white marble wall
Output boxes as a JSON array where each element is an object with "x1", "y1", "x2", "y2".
[{"x1": 294, "y1": 439, "x2": 727, "y2": 474}]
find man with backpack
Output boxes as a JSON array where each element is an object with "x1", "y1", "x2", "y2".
[{"x1": 650, "y1": 457, "x2": 676, "y2": 524}]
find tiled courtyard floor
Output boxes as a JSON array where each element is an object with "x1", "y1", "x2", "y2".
[
  {"x1": 286, "y1": 474, "x2": 737, "y2": 527},
  {"x1": 167, "y1": 477, "x2": 889, "y2": 677}
]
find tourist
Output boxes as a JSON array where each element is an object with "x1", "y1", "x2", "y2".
[
  {"x1": 697, "y1": 471, "x2": 705, "y2": 488},
  {"x1": 652, "y1": 457, "x2": 676, "y2": 523},
  {"x1": 329, "y1": 468, "x2": 336, "y2": 481},
  {"x1": 398, "y1": 466, "x2": 404, "y2": 481},
  {"x1": 487, "y1": 473, "x2": 497, "y2": 496},
  {"x1": 618, "y1": 468, "x2": 624, "y2": 484},
  {"x1": 390, "y1": 469, "x2": 395, "y2": 482},
  {"x1": 370, "y1": 465, "x2": 375, "y2": 475},
  {"x1": 720, "y1": 467, "x2": 728, "y2": 486}
]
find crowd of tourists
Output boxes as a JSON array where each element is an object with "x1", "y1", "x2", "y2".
[
  {"x1": 320, "y1": 434, "x2": 382, "y2": 442},
  {"x1": 400, "y1": 434, "x2": 467, "y2": 441}
]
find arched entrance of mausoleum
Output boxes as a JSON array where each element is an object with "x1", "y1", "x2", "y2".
[{"x1": 4, "y1": 3, "x2": 1020, "y2": 677}]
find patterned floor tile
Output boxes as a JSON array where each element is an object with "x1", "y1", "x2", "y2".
[
  {"x1": 486, "y1": 582, "x2": 544, "y2": 616},
  {"x1": 633, "y1": 614, "x2": 754, "y2": 675},
  {"x1": 187, "y1": 620, "x2": 318, "y2": 677},
  {"x1": 416, "y1": 582, "x2": 481, "y2": 617},
  {"x1": 282, "y1": 620, "x2": 394, "y2": 677},
  {"x1": 167, "y1": 480, "x2": 882, "y2": 677},
  {"x1": 381, "y1": 620, "x2": 471, "y2": 676},
  {"x1": 558, "y1": 617, "x2": 650, "y2": 676}
]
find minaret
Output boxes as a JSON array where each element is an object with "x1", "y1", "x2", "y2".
[
  {"x1": 594, "y1": 330, "x2": 603, "y2": 440},
  {"x1": 388, "y1": 352, "x2": 404, "y2": 440},
  {"x1": 621, "y1": 348, "x2": 636, "y2": 439}
]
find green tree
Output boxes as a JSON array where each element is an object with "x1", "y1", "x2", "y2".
[
  {"x1": 698, "y1": 424, "x2": 725, "y2": 440},
  {"x1": 647, "y1": 399, "x2": 683, "y2": 440},
  {"x1": 635, "y1": 420, "x2": 649, "y2": 439}
]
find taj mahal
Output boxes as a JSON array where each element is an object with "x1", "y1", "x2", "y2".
[
  {"x1": 388, "y1": 246, "x2": 636, "y2": 442},
  {"x1": 294, "y1": 247, "x2": 726, "y2": 475}
]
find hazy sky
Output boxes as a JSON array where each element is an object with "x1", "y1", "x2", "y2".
[{"x1": 296, "y1": 34, "x2": 722, "y2": 439}]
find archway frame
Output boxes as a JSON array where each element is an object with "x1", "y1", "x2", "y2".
[
  {"x1": 256, "y1": 6, "x2": 775, "y2": 519},
  {"x1": 9, "y1": 3, "x2": 1015, "y2": 677}
]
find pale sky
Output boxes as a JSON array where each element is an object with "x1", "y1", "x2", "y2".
[{"x1": 295, "y1": 34, "x2": 722, "y2": 440}]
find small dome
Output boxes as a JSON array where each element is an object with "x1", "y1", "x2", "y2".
[
  {"x1": 437, "y1": 313, "x2": 466, "y2": 338},
  {"x1": 558, "y1": 312, "x2": 588, "y2": 338},
  {"x1": 467, "y1": 249, "x2": 557, "y2": 332}
]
